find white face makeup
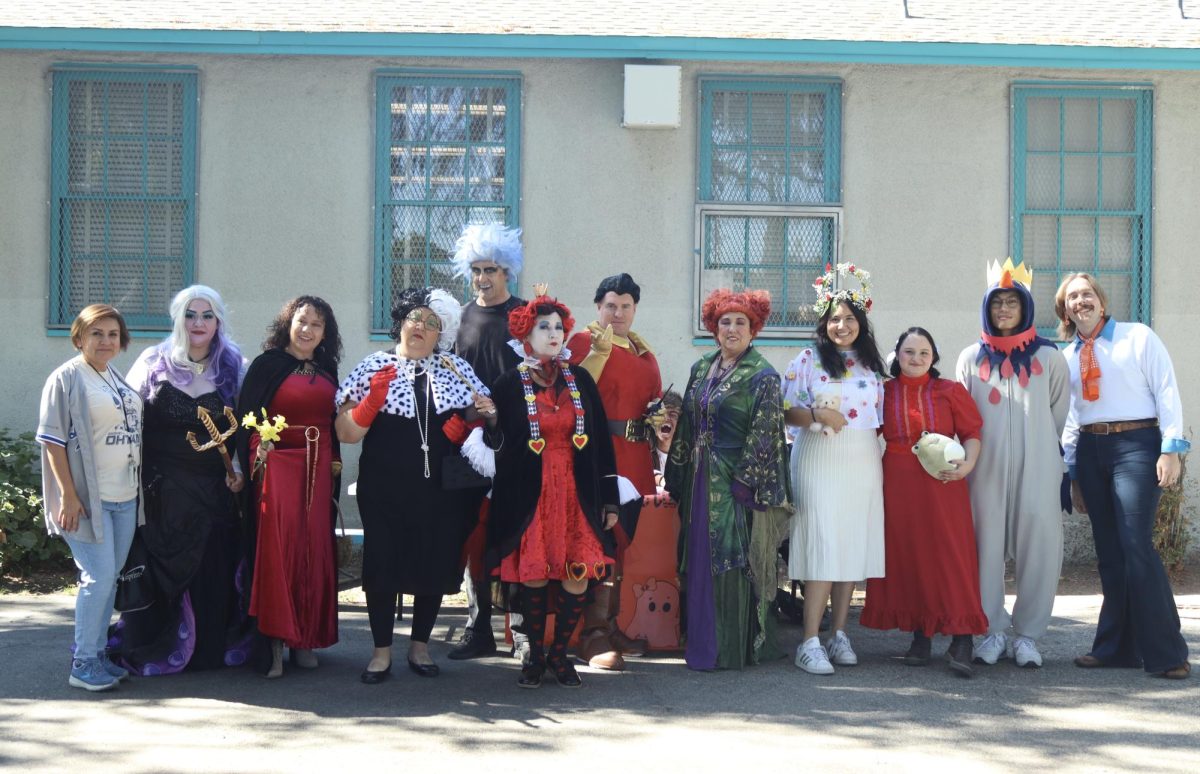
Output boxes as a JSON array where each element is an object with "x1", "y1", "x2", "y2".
[
  {"x1": 597, "y1": 292, "x2": 637, "y2": 337},
  {"x1": 897, "y1": 333, "x2": 935, "y2": 379},
  {"x1": 527, "y1": 312, "x2": 565, "y2": 358},
  {"x1": 470, "y1": 261, "x2": 509, "y2": 306},
  {"x1": 184, "y1": 299, "x2": 218, "y2": 357}
]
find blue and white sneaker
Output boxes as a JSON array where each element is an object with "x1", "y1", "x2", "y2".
[
  {"x1": 69, "y1": 658, "x2": 118, "y2": 692},
  {"x1": 100, "y1": 652, "x2": 130, "y2": 682}
]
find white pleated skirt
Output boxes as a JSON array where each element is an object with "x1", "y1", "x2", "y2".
[{"x1": 788, "y1": 427, "x2": 885, "y2": 582}]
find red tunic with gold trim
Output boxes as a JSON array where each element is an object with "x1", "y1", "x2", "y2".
[{"x1": 567, "y1": 325, "x2": 662, "y2": 496}]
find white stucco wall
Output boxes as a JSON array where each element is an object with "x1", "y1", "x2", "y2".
[{"x1": 2, "y1": 50, "x2": 1198, "y2": 557}]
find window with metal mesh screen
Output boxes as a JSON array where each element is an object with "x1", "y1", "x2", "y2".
[
  {"x1": 374, "y1": 73, "x2": 521, "y2": 331},
  {"x1": 1012, "y1": 85, "x2": 1152, "y2": 332},
  {"x1": 49, "y1": 69, "x2": 197, "y2": 330},
  {"x1": 696, "y1": 78, "x2": 842, "y2": 337}
]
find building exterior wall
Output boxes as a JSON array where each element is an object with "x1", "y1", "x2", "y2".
[{"x1": 2, "y1": 50, "x2": 1198, "y2": 556}]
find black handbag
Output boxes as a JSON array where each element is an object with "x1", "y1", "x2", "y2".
[
  {"x1": 441, "y1": 453, "x2": 491, "y2": 491},
  {"x1": 114, "y1": 527, "x2": 156, "y2": 613}
]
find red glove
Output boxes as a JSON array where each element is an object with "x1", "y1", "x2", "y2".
[{"x1": 350, "y1": 365, "x2": 396, "y2": 427}]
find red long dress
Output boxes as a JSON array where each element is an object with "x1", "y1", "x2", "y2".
[
  {"x1": 860, "y1": 373, "x2": 989, "y2": 636},
  {"x1": 500, "y1": 385, "x2": 610, "y2": 582},
  {"x1": 248, "y1": 374, "x2": 338, "y2": 649}
]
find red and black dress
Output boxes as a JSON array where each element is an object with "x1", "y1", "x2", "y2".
[{"x1": 860, "y1": 373, "x2": 989, "y2": 636}]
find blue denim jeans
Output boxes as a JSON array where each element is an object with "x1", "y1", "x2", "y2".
[
  {"x1": 1076, "y1": 427, "x2": 1189, "y2": 673},
  {"x1": 61, "y1": 499, "x2": 138, "y2": 661}
]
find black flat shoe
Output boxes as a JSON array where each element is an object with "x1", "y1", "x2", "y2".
[
  {"x1": 407, "y1": 659, "x2": 440, "y2": 678},
  {"x1": 360, "y1": 664, "x2": 392, "y2": 685},
  {"x1": 547, "y1": 655, "x2": 582, "y2": 688},
  {"x1": 517, "y1": 664, "x2": 544, "y2": 689}
]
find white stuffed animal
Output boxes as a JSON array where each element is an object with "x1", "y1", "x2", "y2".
[
  {"x1": 808, "y1": 392, "x2": 842, "y2": 436},
  {"x1": 911, "y1": 431, "x2": 966, "y2": 478}
]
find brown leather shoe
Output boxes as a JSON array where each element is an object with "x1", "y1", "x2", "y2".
[
  {"x1": 610, "y1": 629, "x2": 649, "y2": 657},
  {"x1": 579, "y1": 630, "x2": 625, "y2": 671},
  {"x1": 1074, "y1": 654, "x2": 1106, "y2": 668}
]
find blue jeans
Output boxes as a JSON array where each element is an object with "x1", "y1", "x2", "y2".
[
  {"x1": 61, "y1": 499, "x2": 138, "y2": 661},
  {"x1": 1076, "y1": 427, "x2": 1189, "y2": 673}
]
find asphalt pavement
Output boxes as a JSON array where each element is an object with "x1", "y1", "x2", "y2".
[{"x1": 1, "y1": 585, "x2": 1197, "y2": 773}]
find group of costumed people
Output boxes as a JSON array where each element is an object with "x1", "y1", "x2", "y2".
[{"x1": 37, "y1": 226, "x2": 1192, "y2": 693}]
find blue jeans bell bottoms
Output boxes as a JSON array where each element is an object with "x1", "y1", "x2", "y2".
[
  {"x1": 1075, "y1": 426, "x2": 1189, "y2": 673},
  {"x1": 61, "y1": 499, "x2": 138, "y2": 661}
]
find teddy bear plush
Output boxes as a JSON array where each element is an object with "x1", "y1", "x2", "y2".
[
  {"x1": 911, "y1": 430, "x2": 966, "y2": 478},
  {"x1": 808, "y1": 392, "x2": 842, "y2": 436}
]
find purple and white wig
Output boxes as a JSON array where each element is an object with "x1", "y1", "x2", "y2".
[
  {"x1": 449, "y1": 223, "x2": 524, "y2": 282},
  {"x1": 142, "y1": 285, "x2": 243, "y2": 406}
]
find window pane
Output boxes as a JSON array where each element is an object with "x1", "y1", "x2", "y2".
[
  {"x1": 1021, "y1": 215, "x2": 1058, "y2": 267},
  {"x1": 1060, "y1": 216, "x2": 1096, "y2": 270},
  {"x1": 711, "y1": 91, "x2": 748, "y2": 144},
  {"x1": 1097, "y1": 217, "x2": 1134, "y2": 270},
  {"x1": 1026, "y1": 154, "x2": 1061, "y2": 209},
  {"x1": 1026, "y1": 98, "x2": 1061, "y2": 152},
  {"x1": 749, "y1": 92, "x2": 787, "y2": 145},
  {"x1": 1101, "y1": 99, "x2": 1135, "y2": 152},
  {"x1": 1063, "y1": 98, "x2": 1099, "y2": 152},
  {"x1": 1063, "y1": 156, "x2": 1098, "y2": 209},
  {"x1": 1100, "y1": 156, "x2": 1134, "y2": 210}
]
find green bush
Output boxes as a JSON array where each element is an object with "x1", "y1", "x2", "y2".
[{"x1": 0, "y1": 429, "x2": 71, "y2": 574}]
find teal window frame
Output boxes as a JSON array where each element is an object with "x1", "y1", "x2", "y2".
[
  {"x1": 696, "y1": 77, "x2": 842, "y2": 338},
  {"x1": 1011, "y1": 83, "x2": 1153, "y2": 333},
  {"x1": 48, "y1": 66, "x2": 198, "y2": 331},
  {"x1": 372, "y1": 70, "x2": 522, "y2": 333}
]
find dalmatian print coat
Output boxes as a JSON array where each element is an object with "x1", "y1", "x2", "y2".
[{"x1": 336, "y1": 350, "x2": 489, "y2": 418}]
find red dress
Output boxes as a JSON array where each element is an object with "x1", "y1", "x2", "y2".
[
  {"x1": 500, "y1": 386, "x2": 610, "y2": 582},
  {"x1": 248, "y1": 374, "x2": 338, "y2": 649},
  {"x1": 567, "y1": 330, "x2": 661, "y2": 495},
  {"x1": 860, "y1": 373, "x2": 989, "y2": 636}
]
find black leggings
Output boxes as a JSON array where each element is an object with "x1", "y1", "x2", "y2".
[{"x1": 366, "y1": 592, "x2": 442, "y2": 648}]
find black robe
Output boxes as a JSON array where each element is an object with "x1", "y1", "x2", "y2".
[{"x1": 485, "y1": 365, "x2": 620, "y2": 574}]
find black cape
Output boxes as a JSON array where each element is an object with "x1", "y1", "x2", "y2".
[{"x1": 485, "y1": 366, "x2": 619, "y2": 574}]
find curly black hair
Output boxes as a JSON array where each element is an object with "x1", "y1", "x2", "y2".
[
  {"x1": 389, "y1": 287, "x2": 434, "y2": 342},
  {"x1": 263, "y1": 295, "x2": 343, "y2": 375}
]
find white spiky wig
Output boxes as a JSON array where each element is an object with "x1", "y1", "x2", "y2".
[{"x1": 449, "y1": 223, "x2": 524, "y2": 282}]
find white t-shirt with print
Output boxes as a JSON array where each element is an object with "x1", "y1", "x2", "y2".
[{"x1": 81, "y1": 366, "x2": 142, "y2": 502}]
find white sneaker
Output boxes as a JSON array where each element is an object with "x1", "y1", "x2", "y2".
[
  {"x1": 795, "y1": 636, "x2": 835, "y2": 675},
  {"x1": 1012, "y1": 636, "x2": 1043, "y2": 668},
  {"x1": 825, "y1": 630, "x2": 858, "y2": 666},
  {"x1": 974, "y1": 632, "x2": 1008, "y2": 665}
]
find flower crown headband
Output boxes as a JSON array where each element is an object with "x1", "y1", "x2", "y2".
[{"x1": 813, "y1": 262, "x2": 872, "y2": 316}]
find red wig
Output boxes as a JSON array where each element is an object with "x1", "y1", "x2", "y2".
[
  {"x1": 701, "y1": 288, "x2": 771, "y2": 337},
  {"x1": 508, "y1": 296, "x2": 575, "y2": 341}
]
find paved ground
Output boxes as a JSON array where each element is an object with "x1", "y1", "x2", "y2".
[{"x1": 2, "y1": 576, "x2": 1197, "y2": 773}]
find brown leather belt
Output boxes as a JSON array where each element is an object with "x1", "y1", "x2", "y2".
[
  {"x1": 609, "y1": 418, "x2": 649, "y2": 443},
  {"x1": 1079, "y1": 419, "x2": 1158, "y2": 435}
]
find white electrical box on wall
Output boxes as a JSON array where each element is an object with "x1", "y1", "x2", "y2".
[{"x1": 622, "y1": 64, "x2": 682, "y2": 128}]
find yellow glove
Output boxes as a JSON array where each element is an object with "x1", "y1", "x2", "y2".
[{"x1": 579, "y1": 324, "x2": 614, "y2": 382}]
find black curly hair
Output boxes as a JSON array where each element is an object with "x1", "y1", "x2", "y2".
[
  {"x1": 389, "y1": 287, "x2": 436, "y2": 342},
  {"x1": 263, "y1": 295, "x2": 343, "y2": 375}
]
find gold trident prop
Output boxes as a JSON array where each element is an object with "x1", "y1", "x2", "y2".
[{"x1": 186, "y1": 406, "x2": 239, "y2": 479}]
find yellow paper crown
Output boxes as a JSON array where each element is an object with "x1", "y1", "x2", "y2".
[{"x1": 986, "y1": 258, "x2": 1033, "y2": 289}]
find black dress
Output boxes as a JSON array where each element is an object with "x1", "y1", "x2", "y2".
[
  {"x1": 111, "y1": 384, "x2": 251, "y2": 674},
  {"x1": 356, "y1": 374, "x2": 478, "y2": 596}
]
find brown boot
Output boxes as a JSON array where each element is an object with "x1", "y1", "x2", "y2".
[{"x1": 579, "y1": 629, "x2": 624, "y2": 670}]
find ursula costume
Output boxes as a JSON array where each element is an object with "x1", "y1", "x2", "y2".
[{"x1": 110, "y1": 342, "x2": 252, "y2": 674}]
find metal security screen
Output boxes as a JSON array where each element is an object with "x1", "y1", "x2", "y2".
[
  {"x1": 697, "y1": 78, "x2": 842, "y2": 337},
  {"x1": 1012, "y1": 86, "x2": 1152, "y2": 331},
  {"x1": 49, "y1": 70, "x2": 197, "y2": 329},
  {"x1": 374, "y1": 74, "x2": 521, "y2": 330}
]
